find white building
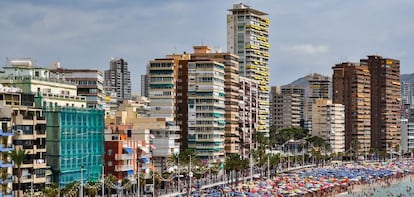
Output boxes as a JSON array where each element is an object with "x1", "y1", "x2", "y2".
[
  {"x1": 187, "y1": 60, "x2": 226, "y2": 160},
  {"x1": 312, "y1": 99, "x2": 345, "y2": 153},
  {"x1": 0, "y1": 59, "x2": 86, "y2": 108},
  {"x1": 401, "y1": 118, "x2": 414, "y2": 153}
]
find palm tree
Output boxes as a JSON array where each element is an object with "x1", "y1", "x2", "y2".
[
  {"x1": 8, "y1": 148, "x2": 27, "y2": 197},
  {"x1": 104, "y1": 175, "x2": 116, "y2": 197},
  {"x1": 42, "y1": 183, "x2": 60, "y2": 197},
  {"x1": 269, "y1": 153, "x2": 281, "y2": 177},
  {"x1": 122, "y1": 178, "x2": 131, "y2": 196},
  {"x1": 61, "y1": 181, "x2": 79, "y2": 197}
]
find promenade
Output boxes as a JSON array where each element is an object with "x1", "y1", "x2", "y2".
[{"x1": 158, "y1": 164, "x2": 317, "y2": 197}]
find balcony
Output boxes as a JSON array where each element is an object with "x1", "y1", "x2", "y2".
[
  {"x1": 0, "y1": 160, "x2": 14, "y2": 168},
  {"x1": 115, "y1": 154, "x2": 133, "y2": 160},
  {"x1": 0, "y1": 129, "x2": 13, "y2": 136},
  {"x1": 0, "y1": 144, "x2": 14, "y2": 152},
  {"x1": 0, "y1": 175, "x2": 13, "y2": 184},
  {"x1": 114, "y1": 164, "x2": 133, "y2": 172}
]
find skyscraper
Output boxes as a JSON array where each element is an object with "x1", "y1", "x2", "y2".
[
  {"x1": 361, "y1": 55, "x2": 400, "y2": 152},
  {"x1": 104, "y1": 58, "x2": 131, "y2": 103},
  {"x1": 227, "y1": 3, "x2": 270, "y2": 134},
  {"x1": 332, "y1": 62, "x2": 371, "y2": 153}
]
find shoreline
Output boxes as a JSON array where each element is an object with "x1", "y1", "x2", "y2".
[{"x1": 343, "y1": 173, "x2": 414, "y2": 197}]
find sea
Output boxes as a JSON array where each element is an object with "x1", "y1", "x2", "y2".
[{"x1": 341, "y1": 177, "x2": 414, "y2": 197}]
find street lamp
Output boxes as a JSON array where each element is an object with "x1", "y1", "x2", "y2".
[
  {"x1": 80, "y1": 165, "x2": 84, "y2": 197},
  {"x1": 149, "y1": 133, "x2": 155, "y2": 197},
  {"x1": 188, "y1": 155, "x2": 192, "y2": 196}
]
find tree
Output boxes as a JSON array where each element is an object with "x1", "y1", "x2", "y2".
[
  {"x1": 42, "y1": 183, "x2": 60, "y2": 197},
  {"x1": 272, "y1": 127, "x2": 308, "y2": 145},
  {"x1": 350, "y1": 139, "x2": 360, "y2": 162},
  {"x1": 122, "y1": 178, "x2": 131, "y2": 196},
  {"x1": 61, "y1": 181, "x2": 79, "y2": 197},
  {"x1": 104, "y1": 175, "x2": 116, "y2": 197},
  {"x1": 224, "y1": 154, "x2": 248, "y2": 184},
  {"x1": 8, "y1": 148, "x2": 27, "y2": 197},
  {"x1": 268, "y1": 153, "x2": 281, "y2": 176}
]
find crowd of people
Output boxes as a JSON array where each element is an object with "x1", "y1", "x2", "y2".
[{"x1": 194, "y1": 159, "x2": 414, "y2": 197}]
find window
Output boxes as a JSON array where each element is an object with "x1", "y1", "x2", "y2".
[{"x1": 107, "y1": 149, "x2": 113, "y2": 156}]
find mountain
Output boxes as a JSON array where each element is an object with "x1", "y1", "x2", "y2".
[
  {"x1": 401, "y1": 73, "x2": 414, "y2": 84},
  {"x1": 288, "y1": 73, "x2": 331, "y2": 88}
]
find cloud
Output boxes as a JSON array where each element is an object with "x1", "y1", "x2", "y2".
[
  {"x1": 0, "y1": 0, "x2": 413, "y2": 90},
  {"x1": 281, "y1": 44, "x2": 329, "y2": 55}
]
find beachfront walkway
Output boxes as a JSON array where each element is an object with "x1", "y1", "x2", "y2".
[{"x1": 159, "y1": 164, "x2": 317, "y2": 197}]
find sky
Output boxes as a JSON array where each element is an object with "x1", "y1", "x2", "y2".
[{"x1": 1, "y1": 0, "x2": 413, "y2": 92}]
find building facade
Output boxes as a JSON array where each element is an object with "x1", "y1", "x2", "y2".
[
  {"x1": 187, "y1": 60, "x2": 226, "y2": 160},
  {"x1": 401, "y1": 118, "x2": 414, "y2": 154},
  {"x1": 401, "y1": 82, "x2": 413, "y2": 106},
  {"x1": 45, "y1": 107, "x2": 104, "y2": 187},
  {"x1": 190, "y1": 46, "x2": 241, "y2": 156},
  {"x1": 50, "y1": 67, "x2": 104, "y2": 108},
  {"x1": 239, "y1": 77, "x2": 259, "y2": 158},
  {"x1": 332, "y1": 62, "x2": 371, "y2": 153},
  {"x1": 140, "y1": 74, "x2": 149, "y2": 98},
  {"x1": 270, "y1": 86, "x2": 304, "y2": 131},
  {"x1": 227, "y1": 3, "x2": 270, "y2": 135},
  {"x1": 361, "y1": 56, "x2": 401, "y2": 152},
  {"x1": 0, "y1": 93, "x2": 15, "y2": 197},
  {"x1": 305, "y1": 74, "x2": 331, "y2": 132},
  {"x1": 104, "y1": 58, "x2": 131, "y2": 103},
  {"x1": 0, "y1": 59, "x2": 105, "y2": 187},
  {"x1": 311, "y1": 99, "x2": 345, "y2": 153}
]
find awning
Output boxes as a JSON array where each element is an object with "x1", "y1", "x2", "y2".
[
  {"x1": 140, "y1": 157, "x2": 149, "y2": 163},
  {"x1": 123, "y1": 148, "x2": 133, "y2": 154},
  {"x1": 127, "y1": 170, "x2": 133, "y2": 175}
]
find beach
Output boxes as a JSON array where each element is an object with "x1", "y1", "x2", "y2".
[
  {"x1": 340, "y1": 173, "x2": 414, "y2": 197},
  {"x1": 200, "y1": 159, "x2": 414, "y2": 197}
]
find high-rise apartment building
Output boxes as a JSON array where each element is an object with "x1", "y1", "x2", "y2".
[
  {"x1": 191, "y1": 46, "x2": 240, "y2": 156},
  {"x1": 187, "y1": 60, "x2": 226, "y2": 159},
  {"x1": 147, "y1": 54, "x2": 190, "y2": 149},
  {"x1": 148, "y1": 46, "x2": 243, "y2": 160},
  {"x1": 332, "y1": 62, "x2": 371, "y2": 153},
  {"x1": 362, "y1": 55, "x2": 400, "y2": 152},
  {"x1": 305, "y1": 74, "x2": 331, "y2": 132},
  {"x1": 401, "y1": 82, "x2": 413, "y2": 118},
  {"x1": 104, "y1": 58, "x2": 131, "y2": 103},
  {"x1": 140, "y1": 74, "x2": 149, "y2": 97},
  {"x1": 311, "y1": 99, "x2": 345, "y2": 153},
  {"x1": 227, "y1": 3, "x2": 270, "y2": 134},
  {"x1": 270, "y1": 86, "x2": 304, "y2": 131},
  {"x1": 239, "y1": 77, "x2": 259, "y2": 158},
  {"x1": 401, "y1": 82, "x2": 413, "y2": 106}
]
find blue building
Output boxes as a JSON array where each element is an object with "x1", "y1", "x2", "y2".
[{"x1": 45, "y1": 106, "x2": 104, "y2": 187}]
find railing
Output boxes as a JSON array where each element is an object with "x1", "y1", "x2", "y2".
[
  {"x1": 0, "y1": 144, "x2": 14, "y2": 150},
  {"x1": 115, "y1": 154, "x2": 133, "y2": 160},
  {"x1": 115, "y1": 164, "x2": 133, "y2": 172},
  {"x1": 36, "y1": 116, "x2": 46, "y2": 120},
  {"x1": 37, "y1": 130, "x2": 46, "y2": 135}
]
